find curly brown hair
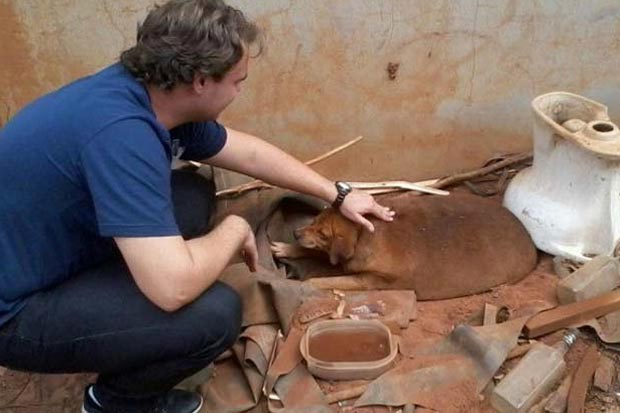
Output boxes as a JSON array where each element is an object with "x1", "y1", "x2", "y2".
[{"x1": 120, "y1": 0, "x2": 261, "y2": 90}]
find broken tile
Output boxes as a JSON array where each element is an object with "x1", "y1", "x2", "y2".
[
  {"x1": 557, "y1": 255, "x2": 620, "y2": 304},
  {"x1": 593, "y1": 355, "x2": 616, "y2": 392},
  {"x1": 483, "y1": 303, "x2": 498, "y2": 326}
]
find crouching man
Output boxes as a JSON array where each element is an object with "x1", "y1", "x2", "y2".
[{"x1": 0, "y1": 0, "x2": 393, "y2": 412}]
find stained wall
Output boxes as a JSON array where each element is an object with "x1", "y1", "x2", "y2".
[{"x1": 2, "y1": 0, "x2": 620, "y2": 181}]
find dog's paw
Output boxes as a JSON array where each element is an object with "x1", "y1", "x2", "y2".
[{"x1": 270, "y1": 241, "x2": 298, "y2": 259}]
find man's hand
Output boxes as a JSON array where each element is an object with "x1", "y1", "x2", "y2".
[
  {"x1": 339, "y1": 190, "x2": 395, "y2": 232},
  {"x1": 224, "y1": 215, "x2": 259, "y2": 272},
  {"x1": 115, "y1": 214, "x2": 259, "y2": 312},
  {"x1": 205, "y1": 128, "x2": 394, "y2": 234},
  {"x1": 240, "y1": 223, "x2": 259, "y2": 272}
]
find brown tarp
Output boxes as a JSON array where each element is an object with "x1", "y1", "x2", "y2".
[{"x1": 199, "y1": 171, "x2": 551, "y2": 413}]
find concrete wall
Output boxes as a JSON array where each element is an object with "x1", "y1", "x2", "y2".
[{"x1": 2, "y1": 0, "x2": 620, "y2": 181}]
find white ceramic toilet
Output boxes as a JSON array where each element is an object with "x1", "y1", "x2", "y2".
[{"x1": 503, "y1": 92, "x2": 620, "y2": 262}]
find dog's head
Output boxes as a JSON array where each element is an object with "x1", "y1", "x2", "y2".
[{"x1": 294, "y1": 209, "x2": 361, "y2": 266}]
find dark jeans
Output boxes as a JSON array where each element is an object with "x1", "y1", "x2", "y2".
[{"x1": 0, "y1": 169, "x2": 240, "y2": 409}]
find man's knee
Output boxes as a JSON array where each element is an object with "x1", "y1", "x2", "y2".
[
  {"x1": 187, "y1": 282, "x2": 242, "y2": 352},
  {"x1": 209, "y1": 282, "x2": 242, "y2": 347}
]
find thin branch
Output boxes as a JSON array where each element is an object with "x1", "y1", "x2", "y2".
[
  {"x1": 304, "y1": 135, "x2": 363, "y2": 166},
  {"x1": 430, "y1": 152, "x2": 532, "y2": 189},
  {"x1": 215, "y1": 136, "x2": 364, "y2": 197}
]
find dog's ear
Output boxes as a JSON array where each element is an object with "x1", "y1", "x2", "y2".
[
  {"x1": 329, "y1": 234, "x2": 357, "y2": 266},
  {"x1": 327, "y1": 213, "x2": 362, "y2": 265}
]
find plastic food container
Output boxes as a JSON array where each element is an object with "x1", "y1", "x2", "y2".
[{"x1": 299, "y1": 319, "x2": 398, "y2": 381}]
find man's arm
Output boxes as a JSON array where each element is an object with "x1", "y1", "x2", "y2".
[
  {"x1": 208, "y1": 128, "x2": 337, "y2": 201},
  {"x1": 114, "y1": 215, "x2": 258, "y2": 312},
  {"x1": 207, "y1": 128, "x2": 394, "y2": 231}
]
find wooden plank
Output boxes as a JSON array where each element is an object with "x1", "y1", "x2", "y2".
[
  {"x1": 566, "y1": 344, "x2": 599, "y2": 413},
  {"x1": 523, "y1": 290, "x2": 620, "y2": 338}
]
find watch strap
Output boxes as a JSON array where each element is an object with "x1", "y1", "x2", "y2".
[{"x1": 332, "y1": 181, "x2": 351, "y2": 209}]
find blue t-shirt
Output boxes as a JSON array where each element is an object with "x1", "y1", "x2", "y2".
[{"x1": 0, "y1": 63, "x2": 227, "y2": 327}]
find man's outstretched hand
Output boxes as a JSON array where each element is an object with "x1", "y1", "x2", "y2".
[
  {"x1": 239, "y1": 220, "x2": 258, "y2": 272},
  {"x1": 338, "y1": 190, "x2": 395, "y2": 232}
]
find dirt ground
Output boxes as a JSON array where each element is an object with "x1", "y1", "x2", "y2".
[
  {"x1": 0, "y1": 370, "x2": 93, "y2": 412},
  {"x1": 318, "y1": 254, "x2": 620, "y2": 413}
]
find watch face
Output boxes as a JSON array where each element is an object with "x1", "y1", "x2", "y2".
[{"x1": 336, "y1": 181, "x2": 352, "y2": 193}]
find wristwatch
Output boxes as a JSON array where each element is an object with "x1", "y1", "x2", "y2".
[{"x1": 332, "y1": 181, "x2": 352, "y2": 209}]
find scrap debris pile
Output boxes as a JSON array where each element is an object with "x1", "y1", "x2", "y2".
[{"x1": 196, "y1": 135, "x2": 620, "y2": 413}]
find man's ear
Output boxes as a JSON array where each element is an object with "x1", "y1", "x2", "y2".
[
  {"x1": 192, "y1": 74, "x2": 208, "y2": 94},
  {"x1": 329, "y1": 234, "x2": 356, "y2": 266}
]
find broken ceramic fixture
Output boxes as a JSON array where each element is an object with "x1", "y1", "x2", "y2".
[
  {"x1": 504, "y1": 92, "x2": 620, "y2": 262},
  {"x1": 299, "y1": 319, "x2": 398, "y2": 381}
]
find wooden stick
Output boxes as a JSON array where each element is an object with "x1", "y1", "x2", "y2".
[
  {"x1": 305, "y1": 136, "x2": 363, "y2": 166},
  {"x1": 216, "y1": 136, "x2": 363, "y2": 197},
  {"x1": 414, "y1": 178, "x2": 440, "y2": 187},
  {"x1": 364, "y1": 188, "x2": 403, "y2": 195},
  {"x1": 216, "y1": 180, "x2": 273, "y2": 197},
  {"x1": 348, "y1": 181, "x2": 449, "y2": 196},
  {"x1": 523, "y1": 289, "x2": 620, "y2": 338},
  {"x1": 430, "y1": 152, "x2": 532, "y2": 189},
  {"x1": 566, "y1": 344, "x2": 599, "y2": 413}
]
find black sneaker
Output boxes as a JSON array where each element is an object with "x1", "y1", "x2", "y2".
[{"x1": 82, "y1": 384, "x2": 204, "y2": 413}]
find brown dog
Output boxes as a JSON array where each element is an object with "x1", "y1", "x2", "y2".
[{"x1": 272, "y1": 192, "x2": 537, "y2": 300}]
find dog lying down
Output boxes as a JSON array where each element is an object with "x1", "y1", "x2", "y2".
[{"x1": 271, "y1": 192, "x2": 537, "y2": 300}]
